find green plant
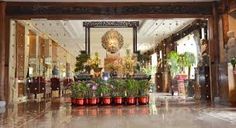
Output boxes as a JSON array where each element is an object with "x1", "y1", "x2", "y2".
[
  {"x1": 112, "y1": 80, "x2": 125, "y2": 97},
  {"x1": 138, "y1": 80, "x2": 150, "y2": 96},
  {"x1": 231, "y1": 57, "x2": 236, "y2": 69},
  {"x1": 97, "y1": 84, "x2": 112, "y2": 97},
  {"x1": 74, "y1": 51, "x2": 90, "y2": 72},
  {"x1": 167, "y1": 51, "x2": 196, "y2": 78},
  {"x1": 126, "y1": 79, "x2": 139, "y2": 97},
  {"x1": 86, "y1": 52, "x2": 101, "y2": 70},
  {"x1": 71, "y1": 82, "x2": 89, "y2": 98},
  {"x1": 141, "y1": 65, "x2": 156, "y2": 76},
  {"x1": 167, "y1": 51, "x2": 180, "y2": 77}
]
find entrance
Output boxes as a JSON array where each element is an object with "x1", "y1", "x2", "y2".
[{"x1": 1, "y1": 2, "x2": 219, "y2": 104}]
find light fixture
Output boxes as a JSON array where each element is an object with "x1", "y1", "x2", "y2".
[{"x1": 101, "y1": 29, "x2": 124, "y2": 54}]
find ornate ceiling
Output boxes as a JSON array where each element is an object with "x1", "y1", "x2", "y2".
[{"x1": 20, "y1": 18, "x2": 195, "y2": 56}]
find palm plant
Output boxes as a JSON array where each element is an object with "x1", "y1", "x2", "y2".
[
  {"x1": 138, "y1": 80, "x2": 150, "y2": 96},
  {"x1": 167, "y1": 51, "x2": 180, "y2": 78},
  {"x1": 112, "y1": 80, "x2": 125, "y2": 97},
  {"x1": 182, "y1": 52, "x2": 196, "y2": 80},
  {"x1": 126, "y1": 79, "x2": 139, "y2": 97},
  {"x1": 97, "y1": 84, "x2": 112, "y2": 97}
]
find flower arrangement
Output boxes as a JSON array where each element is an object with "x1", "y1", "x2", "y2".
[
  {"x1": 122, "y1": 49, "x2": 136, "y2": 75},
  {"x1": 85, "y1": 52, "x2": 101, "y2": 70}
]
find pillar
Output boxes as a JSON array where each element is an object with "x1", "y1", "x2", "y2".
[
  {"x1": 133, "y1": 27, "x2": 138, "y2": 53},
  {"x1": 9, "y1": 20, "x2": 17, "y2": 102},
  {"x1": 35, "y1": 35, "x2": 39, "y2": 76},
  {"x1": 0, "y1": 2, "x2": 7, "y2": 104},
  {"x1": 208, "y1": 2, "x2": 220, "y2": 102}
]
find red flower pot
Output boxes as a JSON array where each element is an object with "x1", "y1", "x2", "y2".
[
  {"x1": 114, "y1": 97, "x2": 123, "y2": 105},
  {"x1": 76, "y1": 98, "x2": 85, "y2": 106},
  {"x1": 96, "y1": 97, "x2": 100, "y2": 104},
  {"x1": 71, "y1": 98, "x2": 76, "y2": 105},
  {"x1": 127, "y1": 97, "x2": 135, "y2": 105},
  {"x1": 103, "y1": 97, "x2": 112, "y2": 105},
  {"x1": 88, "y1": 97, "x2": 97, "y2": 105},
  {"x1": 85, "y1": 98, "x2": 89, "y2": 105},
  {"x1": 138, "y1": 96, "x2": 149, "y2": 105}
]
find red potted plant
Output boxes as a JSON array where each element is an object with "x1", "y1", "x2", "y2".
[
  {"x1": 112, "y1": 80, "x2": 125, "y2": 105},
  {"x1": 126, "y1": 79, "x2": 138, "y2": 105},
  {"x1": 71, "y1": 82, "x2": 88, "y2": 106},
  {"x1": 87, "y1": 81, "x2": 99, "y2": 105},
  {"x1": 138, "y1": 80, "x2": 150, "y2": 105},
  {"x1": 88, "y1": 90, "x2": 97, "y2": 105},
  {"x1": 97, "y1": 83, "x2": 112, "y2": 105}
]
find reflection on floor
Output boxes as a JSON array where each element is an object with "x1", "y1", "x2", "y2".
[{"x1": 0, "y1": 93, "x2": 236, "y2": 128}]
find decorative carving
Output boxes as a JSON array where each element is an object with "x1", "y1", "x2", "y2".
[
  {"x1": 6, "y1": 3, "x2": 212, "y2": 16},
  {"x1": 83, "y1": 21, "x2": 139, "y2": 28},
  {"x1": 101, "y1": 29, "x2": 124, "y2": 54}
]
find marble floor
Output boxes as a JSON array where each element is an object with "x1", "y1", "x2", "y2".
[{"x1": 0, "y1": 94, "x2": 236, "y2": 128}]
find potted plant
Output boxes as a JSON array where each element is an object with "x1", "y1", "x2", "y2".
[
  {"x1": 138, "y1": 80, "x2": 150, "y2": 105},
  {"x1": 86, "y1": 52, "x2": 102, "y2": 77},
  {"x1": 87, "y1": 81, "x2": 98, "y2": 105},
  {"x1": 167, "y1": 51, "x2": 180, "y2": 78},
  {"x1": 71, "y1": 82, "x2": 78, "y2": 105},
  {"x1": 97, "y1": 83, "x2": 112, "y2": 105},
  {"x1": 71, "y1": 82, "x2": 88, "y2": 106},
  {"x1": 125, "y1": 79, "x2": 138, "y2": 105},
  {"x1": 112, "y1": 80, "x2": 125, "y2": 105}
]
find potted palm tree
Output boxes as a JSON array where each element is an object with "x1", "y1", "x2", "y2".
[
  {"x1": 138, "y1": 80, "x2": 150, "y2": 105},
  {"x1": 167, "y1": 51, "x2": 180, "y2": 78},
  {"x1": 126, "y1": 79, "x2": 138, "y2": 105},
  {"x1": 112, "y1": 80, "x2": 125, "y2": 105}
]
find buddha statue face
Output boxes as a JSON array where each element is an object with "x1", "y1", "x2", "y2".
[{"x1": 102, "y1": 29, "x2": 124, "y2": 54}]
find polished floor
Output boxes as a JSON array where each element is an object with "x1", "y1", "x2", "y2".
[{"x1": 0, "y1": 94, "x2": 236, "y2": 128}]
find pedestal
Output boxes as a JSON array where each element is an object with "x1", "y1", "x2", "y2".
[{"x1": 176, "y1": 74, "x2": 187, "y2": 96}]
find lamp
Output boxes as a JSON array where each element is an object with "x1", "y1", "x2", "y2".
[{"x1": 101, "y1": 29, "x2": 124, "y2": 53}]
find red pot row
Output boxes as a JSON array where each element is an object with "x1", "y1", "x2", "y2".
[{"x1": 71, "y1": 96, "x2": 149, "y2": 106}]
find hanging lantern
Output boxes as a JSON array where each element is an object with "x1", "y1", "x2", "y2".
[{"x1": 101, "y1": 29, "x2": 124, "y2": 54}]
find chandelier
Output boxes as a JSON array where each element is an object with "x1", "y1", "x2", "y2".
[{"x1": 101, "y1": 29, "x2": 124, "y2": 53}]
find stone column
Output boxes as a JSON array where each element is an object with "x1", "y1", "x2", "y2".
[{"x1": 8, "y1": 20, "x2": 17, "y2": 102}]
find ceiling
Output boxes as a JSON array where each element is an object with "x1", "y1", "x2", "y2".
[
  {"x1": 20, "y1": 18, "x2": 195, "y2": 57},
  {"x1": 1, "y1": 0, "x2": 219, "y2": 2},
  {"x1": 21, "y1": 19, "x2": 195, "y2": 56}
]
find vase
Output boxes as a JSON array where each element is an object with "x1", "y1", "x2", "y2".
[{"x1": 93, "y1": 67, "x2": 103, "y2": 78}]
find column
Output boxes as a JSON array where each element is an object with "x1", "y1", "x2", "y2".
[
  {"x1": 8, "y1": 20, "x2": 17, "y2": 102},
  {"x1": 0, "y1": 2, "x2": 6, "y2": 104},
  {"x1": 88, "y1": 27, "x2": 90, "y2": 55},
  {"x1": 24, "y1": 25, "x2": 30, "y2": 78},
  {"x1": 133, "y1": 27, "x2": 137, "y2": 53},
  {"x1": 35, "y1": 35, "x2": 39, "y2": 76},
  {"x1": 85, "y1": 27, "x2": 88, "y2": 54}
]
